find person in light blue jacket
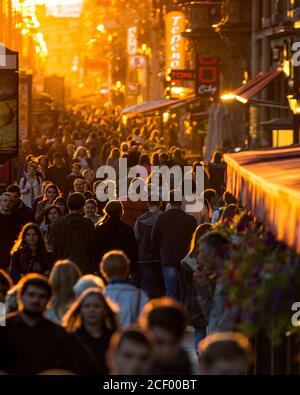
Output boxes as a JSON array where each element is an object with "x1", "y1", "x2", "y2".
[{"x1": 100, "y1": 250, "x2": 148, "y2": 328}]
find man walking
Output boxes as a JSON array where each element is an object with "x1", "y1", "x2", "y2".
[
  {"x1": 151, "y1": 190, "x2": 197, "y2": 301},
  {"x1": 48, "y1": 192, "x2": 95, "y2": 273}
]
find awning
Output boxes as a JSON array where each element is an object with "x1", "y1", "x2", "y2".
[
  {"x1": 122, "y1": 95, "x2": 196, "y2": 117},
  {"x1": 232, "y1": 67, "x2": 283, "y2": 103},
  {"x1": 224, "y1": 145, "x2": 300, "y2": 253},
  {"x1": 260, "y1": 116, "x2": 293, "y2": 130}
]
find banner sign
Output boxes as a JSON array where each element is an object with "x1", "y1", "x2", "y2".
[
  {"x1": 196, "y1": 56, "x2": 219, "y2": 97},
  {"x1": 171, "y1": 69, "x2": 195, "y2": 81},
  {"x1": 165, "y1": 11, "x2": 186, "y2": 74}
]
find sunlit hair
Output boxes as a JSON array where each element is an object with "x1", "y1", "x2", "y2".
[
  {"x1": 108, "y1": 148, "x2": 120, "y2": 159},
  {"x1": 139, "y1": 297, "x2": 187, "y2": 340},
  {"x1": 42, "y1": 184, "x2": 60, "y2": 202},
  {"x1": 62, "y1": 288, "x2": 119, "y2": 333},
  {"x1": 48, "y1": 260, "x2": 82, "y2": 316},
  {"x1": 73, "y1": 146, "x2": 90, "y2": 159},
  {"x1": 189, "y1": 223, "x2": 214, "y2": 257},
  {"x1": 108, "y1": 325, "x2": 153, "y2": 356},
  {"x1": 198, "y1": 332, "x2": 253, "y2": 365},
  {"x1": 98, "y1": 199, "x2": 124, "y2": 225},
  {"x1": 43, "y1": 204, "x2": 62, "y2": 225},
  {"x1": 11, "y1": 223, "x2": 46, "y2": 256},
  {"x1": 73, "y1": 275, "x2": 105, "y2": 298},
  {"x1": 100, "y1": 250, "x2": 130, "y2": 281}
]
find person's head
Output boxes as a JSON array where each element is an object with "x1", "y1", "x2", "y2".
[
  {"x1": 189, "y1": 223, "x2": 214, "y2": 257},
  {"x1": 103, "y1": 199, "x2": 123, "y2": 219},
  {"x1": 150, "y1": 151, "x2": 159, "y2": 166},
  {"x1": 53, "y1": 196, "x2": 67, "y2": 215},
  {"x1": 222, "y1": 191, "x2": 237, "y2": 206},
  {"x1": 139, "y1": 154, "x2": 150, "y2": 166},
  {"x1": 6, "y1": 185, "x2": 21, "y2": 206},
  {"x1": 52, "y1": 139, "x2": 62, "y2": 151},
  {"x1": 100, "y1": 250, "x2": 130, "y2": 282},
  {"x1": 0, "y1": 270, "x2": 13, "y2": 303},
  {"x1": 198, "y1": 332, "x2": 252, "y2": 375},
  {"x1": 212, "y1": 151, "x2": 223, "y2": 164},
  {"x1": 109, "y1": 147, "x2": 120, "y2": 159},
  {"x1": 67, "y1": 192, "x2": 86, "y2": 213},
  {"x1": 73, "y1": 275, "x2": 105, "y2": 299},
  {"x1": 53, "y1": 152, "x2": 64, "y2": 167},
  {"x1": 84, "y1": 199, "x2": 98, "y2": 217},
  {"x1": 120, "y1": 142, "x2": 128, "y2": 153},
  {"x1": 38, "y1": 155, "x2": 49, "y2": 169},
  {"x1": 18, "y1": 274, "x2": 52, "y2": 317},
  {"x1": 71, "y1": 162, "x2": 82, "y2": 175},
  {"x1": 42, "y1": 181, "x2": 52, "y2": 194},
  {"x1": 168, "y1": 189, "x2": 182, "y2": 208},
  {"x1": 204, "y1": 189, "x2": 218, "y2": 207},
  {"x1": 221, "y1": 204, "x2": 239, "y2": 225},
  {"x1": 26, "y1": 162, "x2": 38, "y2": 177},
  {"x1": 73, "y1": 178, "x2": 86, "y2": 193},
  {"x1": 74, "y1": 146, "x2": 88, "y2": 159},
  {"x1": 82, "y1": 168, "x2": 95, "y2": 183},
  {"x1": 11, "y1": 223, "x2": 46, "y2": 255},
  {"x1": 44, "y1": 205, "x2": 62, "y2": 225},
  {"x1": 66, "y1": 143, "x2": 76, "y2": 156},
  {"x1": 107, "y1": 327, "x2": 153, "y2": 375},
  {"x1": 140, "y1": 298, "x2": 187, "y2": 362},
  {"x1": 197, "y1": 231, "x2": 231, "y2": 277},
  {"x1": 63, "y1": 288, "x2": 118, "y2": 332},
  {"x1": 49, "y1": 260, "x2": 81, "y2": 309},
  {"x1": 45, "y1": 184, "x2": 59, "y2": 203}
]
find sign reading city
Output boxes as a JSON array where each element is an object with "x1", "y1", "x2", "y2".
[
  {"x1": 197, "y1": 56, "x2": 219, "y2": 97},
  {"x1": 127, "y1": 26, "x2": 138, "y2": 56},
  {"x1": 165, "y1": 11, "x2": 186, "y2": 74},
  {"x1": 171, "y1": 69, "x2": 195, "y2": 81}
]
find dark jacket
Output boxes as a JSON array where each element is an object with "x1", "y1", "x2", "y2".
[
  {"x1": 45, "y1": 165, "x2": 70, "y2": 195},
  {"x1": 0, "y1": 312, "x2": 72, "y2": 374},
  {"x1": 13, "y1": 200, "x2": 35, "y2": 226},
  {"x1": 151, "y1": 208, "x2": 197, "y2": 267},
  {"x1": 49, "y1": 212, "x2": 95, "y2": 274},
  {"x1": 94, "y1": 217, "x2": 138, "y2": 274},
  {"x1": 68, "y1": 327, "x2": 114, "y2": 375},
  {"x1": 122, "y1": 199, "x2": 148, "y2": 228},
  {"x1": 9, "y1": 249, "x2": 54, "y2": 284},
  {"x1": 134, "y1": 209, "x2": 162, "y2": 263}
]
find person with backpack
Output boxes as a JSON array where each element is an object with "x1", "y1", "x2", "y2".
[
  {"x1": 19, "y1": 162, "x2": 43, "y2": 209},
  {"x1": 134, "y1": 197, "x2": 164, "y2": 298},
  {"x1": 100, "y1": 250, "x2": 148, "y2": 328}
]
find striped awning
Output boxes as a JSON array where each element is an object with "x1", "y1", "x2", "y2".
[
  {"x1": 224, "y1": 145, "x2": 300, "y2": 253},
  {"x1": 232, "y1": 67, "x2": 283, "y2": 103}
]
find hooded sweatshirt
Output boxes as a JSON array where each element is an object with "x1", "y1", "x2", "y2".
[
  {"x1": 134, "y1": 209, "x2": 162, "y2": 263},
  {"x1": 49, "y1": 212, "x2": 95, "y2": 273}
]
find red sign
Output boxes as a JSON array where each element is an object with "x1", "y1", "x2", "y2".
[
  {"x1": 197, "y1": 56, "x2": 219, "y2": 97},
  {"x1": 171, "y1": 69, "x2": 195, "y2": 81}
]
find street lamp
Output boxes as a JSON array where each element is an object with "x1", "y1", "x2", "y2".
[{"x1": 287, "y1": 94, "x2": 300, "y2": 144}]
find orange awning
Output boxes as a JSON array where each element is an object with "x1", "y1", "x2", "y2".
[
  {"x1": 233, "y1": 68, "x2": 283, "y2": 103},
  {"x1": 224, "y1": 145, "x2": 300, "y2": 253}
]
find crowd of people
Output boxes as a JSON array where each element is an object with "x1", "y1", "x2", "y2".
[{"x1": 0, "y1": 105, "x2": 254, "y2": 375}]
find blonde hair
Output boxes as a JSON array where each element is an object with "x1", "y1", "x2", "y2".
[
  {"x1": 100, "y1": 250, "x2": 130, "y2": 281},
  {"x1": 62, "y1": 288, "x2": 119, "y2": 333},
  {"x1": 48, "y1": 260, "x2": 82, "y2": 315}
]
